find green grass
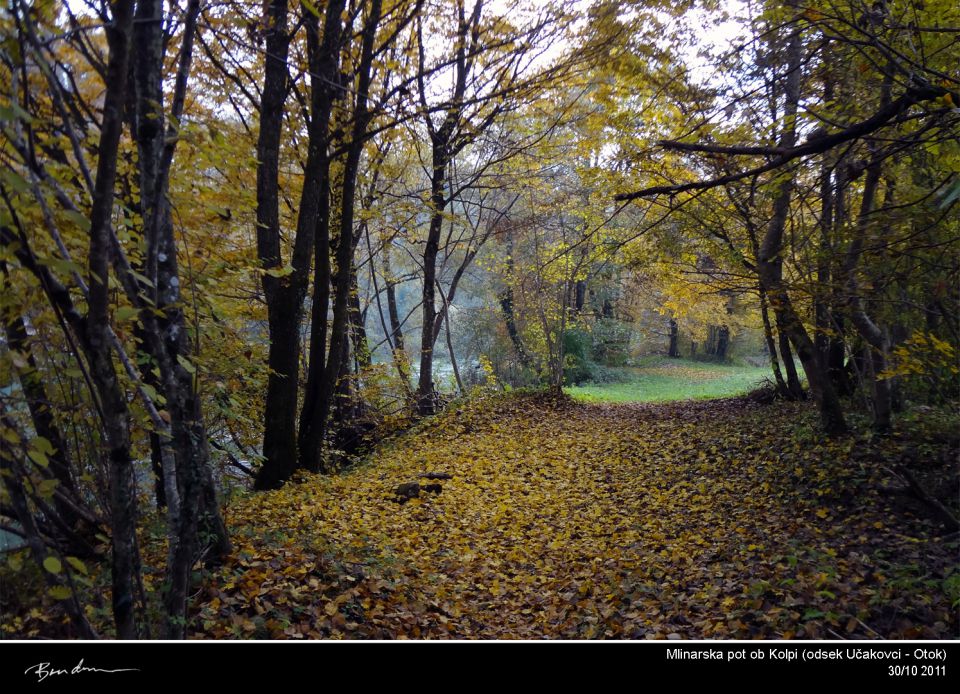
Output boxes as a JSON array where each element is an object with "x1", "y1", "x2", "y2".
[{"x1": 565, "y1": 357, "x2": 772, "y2": 403}]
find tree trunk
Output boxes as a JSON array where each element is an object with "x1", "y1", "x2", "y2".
[
  {"x1": 668, "y1": 318, "x2": 680, "y2": 358},
  {"x1": 253, "y1": 0, "x2": 293, "y2": 489},
  {"x1": 348, "y1": 263, "x2": 371, "y2": 371},
  {"x1": 575, "y1": 280, "x2": 586, "y2": 313},
  {"x1": 133, "y1": 0, "x2": 231, "y2": 638},
  {"x1": 299, "y1": 0, "x2": 382, "y2": 471},
  {"x1": 417, "y1": 153, "x2": 447, "y2": 414},
  {"x1": 86, "y1": 0, "x2": 141, "y2": 639},
  {"x1": 844, "y1": 148, "x2": 891, "y2": 432},
  {"x1": 755, "y1": 19, "x2": 846, "y2": 435},
  {"x1": 758, "y1": 287, "x2": 790, "y2": 396},
  {"x1": 382, "y1": 242, "x2": 412, "y2": 389},
  {"x1": 715, "y1": 325, "x2": 730, "y2": 361},
  {"x1": 774, "y1": 303, "x2": 805, "y2": 399},
  {"x1": 827, "y1": 315, "x2": 851, "y2": 395},
  {"x1": 0, "y1": 421, "x2": 98, "y2": 638},
  {"x1": 2, "y1": 305, "x2": 92, "y2": 546},
  {"x1": 815, "y1": 74, "x2": 834, "y2": 372}
]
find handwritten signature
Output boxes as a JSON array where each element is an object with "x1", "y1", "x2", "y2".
[{"x1": 24, "y1": 659, "x2": 139, "y2": 683}]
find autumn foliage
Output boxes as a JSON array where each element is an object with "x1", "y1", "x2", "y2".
[
  {"x1": 179, "y1": 393, "x2": 956, "y2": 639},
  {"x1": 1, "y1": 0, "x2": 958, "y2": 641}
]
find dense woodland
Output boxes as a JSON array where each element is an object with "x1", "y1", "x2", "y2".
[{"x1": 0, "y1": 0, "x2": 957, "y2": 639}]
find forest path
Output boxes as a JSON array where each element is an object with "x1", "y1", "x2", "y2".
[{"x1": 194, "y1": 392, "x2": 956, "y2": 639}]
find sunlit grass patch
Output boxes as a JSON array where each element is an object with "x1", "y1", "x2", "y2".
[{"x1": 565, "y1": 357, "x2": 770, "y2": 403}]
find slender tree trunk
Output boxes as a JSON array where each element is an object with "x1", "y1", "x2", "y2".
[
  {"x1": 755, "y1": 18, "x2": 846, "y2": 435},
  {"x1": 758, "y1": 287, "x2": 790, "y2": 396},
  {"x1": 348, "y1": 263, "x2": 371, "y2": 370},
  {"x1": 382, "y1": 242, "x2": 412, "y2": 389},
  {"x1": 839, "y1": 72, "x2": 893, "y2": 432},
  {"x1": 417, "y1": 157, "x2": 447, "y2": 414},
  {"x1": 499, "y1": 236, "x2": 530, "y2": 367},
  {"x1": 148, "y1": 431, "x2": 167, "y2": 510},
  {"x1": 86, "y1": 0, "x2": 141, "y2": 639},
  {"x1": 3, "y1": 307, "x2": 83, "y2": 528},
  {"x1": 774, "y1": 298, "x2": 805, "y2": 399},
  {"x1": 258, "y1": 0, "x2": 349, "y2": 486},
  {"x1": 575, "y1": 280, "x2": 586, "y2": 313},
  {"x1": 668, "y1": 318, "x2": 680, "y2": 358},
  {"x1": 715, "y1": 325, "x2": 730, "y2": 360},
  {"x1": 132, "y1": 0, "x2": 230, "y2": 637},
  {"x1": 299, "y1": 0, "x2": 382, "y2": 471},
  {"x1": 844, "y1": 153, "x2": 891, "y2": 431},
  {"x1": 415, "y1": 0, "x2": 480, "y2": 413},
  {"x1": 815, "y1": 75, "x2": 834, "y2": 371}
]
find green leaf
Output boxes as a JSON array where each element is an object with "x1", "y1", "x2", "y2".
[
  {"x1": 33, "y1": 436, "x2": 54, "y2": 455},
  {"x1": 264, "y1": 264, "x2": 294, "y2": 278},
  {"x1": 48, "y1": 586, "x2": 72, "y2": 600},
  {"x1": 27, "y1": 449, "x2": 49, "y2": 468},
  {"x1": 115, "y1": 306, "x2": 139, "y2": 321},
  {"x1": 0, "y1": 102, "x2": 32, "y2": 123},
  {"x1": 37, "y1": 479, "x2": 59, "y2": 498},
  {"x1": 130, "y1": 270, "x2": 155, "y2": 288},
  {"x1": 66, "y1": 557, "x2": 88, "y2": 576},
  {"x1": 177, "y1": 354, "x2": 197, "y2": 374},
  {"x1": 0, "y1": 168, "x2": 31, "y2": 194},
  {"x1": 43, "y1": 556, "x2": 62, "y2": 574},
  {"x1": 62, "y1": 209, "x2": 91, "y2": 231},
  {"x1": 40, "y1": 255, "x2": 84, "y2": 277},
  {"x1": 7, "y1": 553, "x2": 23, "y2": 571}
]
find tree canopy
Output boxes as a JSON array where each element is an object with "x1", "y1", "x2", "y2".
[{"x1": 0, "y1": 0, "x2": 956, "y2": 641}]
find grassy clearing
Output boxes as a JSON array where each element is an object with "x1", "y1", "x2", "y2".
[{"x1": 566, "y1": 356, "x2": 771, "y2": 403}]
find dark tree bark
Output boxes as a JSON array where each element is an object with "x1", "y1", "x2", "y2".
[
  {"x1": 417, "y1": 142, "x2": 451, "y2": 413},
  {"x1": 148, "y1": 430, "x2": 167, "y2": 510},
  {"x1": 132, "y1": 0, "x2": 230, "y2": 638},
  {"x1": 415, "y1": 0, "x2": 485, "y2": 415},
  {"x1": 774, "y1": 305, "x2": 805, "y2": 399},
  {"x1": 299, "y1": 0, "x2": 382, "y2": 473},
  {"x1": 500, "y1": 287, "x2": 530, "y2": 367},
  {"x1": 348, "y1": 263, "x2": 372, "y2": 371},
  {"x1": 382, "y1": 240, "x2": 412, "y2": 388},
  {"x1": 844, "y1": 154, "x2": 892, "y2": 432},
  {"x1": 253, "y1": 0, "x2": 294, "y2": 489},
  {"x1": 85, "y1": 0, "x2": 141, "y2": 639},
  {"x1": 753, "y1": 19, "x2": 846, "y2": 434},
  {"x1": 574, "y1": 280, "x2": 586, "y2": 313},
  {"x1": 815, "y1": 110, "x2": 834, "y2": 370},
  {"x1": 668, "y1": 318, "x2": 680, "y2": 358},
  {"x1": 1, "y1": 306, "x2": 72, "y2": 502},
  {"x1": 758, "y1": 287, "x2": 790, "y2": 396},
  {"x1": 715, "y1": 325, "x2": 730, "y2": 361},
  {"x1": 258, "y1": 0, "x2": 350, "y2": 487}
]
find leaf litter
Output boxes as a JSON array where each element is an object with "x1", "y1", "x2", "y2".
[{"x1": 194, "y1": 392, "x2": 958, "y2": 639}]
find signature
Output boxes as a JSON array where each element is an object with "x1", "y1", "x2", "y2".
[{"x1": 24, "y1": 659, "x2": 139, "y2": 683}]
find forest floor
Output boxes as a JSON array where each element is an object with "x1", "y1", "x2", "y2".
[{"x1": 187, "y1": 391, "x2": 958, "y2": 639}]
